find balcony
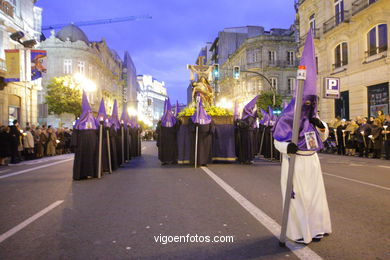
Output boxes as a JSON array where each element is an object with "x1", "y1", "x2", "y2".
[
  {"x1": 265, "y1": 60, "x2": 299, "y2": 68},
  {"x1": 0, "y1": 58, "x2": 6, "y2": 76},
  {"x1": 299, "y1": 28, "x2": 320, "y2": 48},
  {"x1": 323, "y1": 10, "x2": 350, "y2": 34},
  {"x1": 363, "y1": 46, "x2": 388, "y2": 63},
  {"x1": 352, "y1": 0, "x2": 378, "y2": 16}
]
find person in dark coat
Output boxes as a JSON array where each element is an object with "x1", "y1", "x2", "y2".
[
  {"x1": 72, "y1": 91, "x2": 98, "y2": 180},
  {"x1": 0, "y1": 125, "x2": 11, "y2": 165},
  {"x1": 96, "y1": 98, "x2": 112, "y2": 173},
  {"x1": 157, "y1": 98, "x2": 180, "y2": 165},
  {"x1": 237, "y1": 96, "x2": 259, "y2": 164},
  {"x1": 9, "y1": 120, "x2": 21, "y2": 164},
  {"x1": 336, "y1": 120, "x2": 347, "y2": 155},
  {"x1": 355, "y1": 117, "x2": 371, "y2": 157},
  {"x1": 369, "y1": 119, "x2": 383, "y2": 159},
  {"x1": 383, "y1": 114, "x2": 390, "y2": 160},
  {"x1": 189, "y1": 95, "x2": 215, "y2": 166}
]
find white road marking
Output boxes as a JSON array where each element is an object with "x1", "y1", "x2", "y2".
[
  {"x1": 201, "y1": 167, "x2": 322, "y2": 260},
  {"x1": 0, "y1": 200, "x2": 64, "y2": 243},
  {"x1": 378, "y1": 165, "x2": 390, "y2": 169},
  {"x1": 0, "y1": 158, "x2": 73, "y2": 180},
  {"x1": 323, "y1": 172, "x2": 390, "y2": 191}
]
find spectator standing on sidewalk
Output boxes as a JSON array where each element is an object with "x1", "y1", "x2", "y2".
[
  {"x1": 383, "y1": 114, "x2": 390, "y2": 160},
  {"x1": 9, "y1": 120, "x2": 21, "y2": 164},
  {"x1": 0, "y1": 125, "x2": 11, "y2": 166},
  {"x1": 35, "y1": 128, "x2": 45, "y2": 158},
  {"x1": 46, "y1": 127, "x2": 57, "y2": 156},
  {"x1": 23, "y1": 126, "x2": 35, "y2": 160},
  {"x1": 369, "y1": 119, "x2": 383, "y2": 159}
]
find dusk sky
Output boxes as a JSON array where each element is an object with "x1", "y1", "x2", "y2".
[{"x1": 36, "y1": 0, "x2": 296, "y2": 104}]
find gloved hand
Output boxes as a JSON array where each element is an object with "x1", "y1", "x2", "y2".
[
  {"x1": 309, "y1": 117, "x2": 325, "y2": 129},
  {"x1": 287, "y1": 142, "x2": 298, "y2": 154}
]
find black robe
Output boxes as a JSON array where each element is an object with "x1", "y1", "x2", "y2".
[
  {"x1": 189, "y1": 119, "x2": 215, "y2": 166},
  {"x1": 108, "y1": 126, "x2": 119, "y2": 171},
  {"x1": 157, "y1": 121, "x2": 180, "y2": 163},
  {"x1": 72, "y1": 129, "x2": 98, "y2": 180},
  {"x1": 116, "y1": 127, "x2": 124, "y2": 166},
  {"x1": 237, "y1": 116, "x2": 255, "y2": 163},
  {"x1": 130, "y1": 127, "x2": 139, "y2": 157}
]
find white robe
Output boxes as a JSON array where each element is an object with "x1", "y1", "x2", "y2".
[{"x1": 274, "y1": 122, "x2": 332, "y2": 244}]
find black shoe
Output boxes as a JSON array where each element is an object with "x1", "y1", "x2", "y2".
[{"x1": 294, "y1": 238, "x2": 308, "y2": 245}]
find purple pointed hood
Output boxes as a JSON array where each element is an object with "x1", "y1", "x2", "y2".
[
  {"x1": 96, "y1": 98, "x2": 109, "y2": 127},
  {"x1": 120, "y1": 103, "x2": 131, "y2": 129},
  {"x1": 74, "y1": 91, "x2": 98, "y2": 130},
  {"x1": 242, "y1": 95, "x2": 259, "y2": 119},
  {"x1": 175, "y1": 100, "x2": 181, "y2": 116},
  {"x1": 252, "y1": 110, "x2": 259, "y2": 128},
  {"x1": 272, "y1": 29, "x2": 324, "y2": 151},
  {"x1": 109, "y1": 100, "x2": 120, "y2": 130},
  {"x1": 161, "y1": 98, "x2": 176, "y2": 127},
  {"x1": 233, "y1": 101, "x2": 239, "y2": 121},
  {"x1": 283, "y1": 101, "x2": 289, "y2": 110},
  {"x1": 191, "y1": 94, "x2": 211, "y2": 124},
  {"x1": 260, "y1": 108, "x2": 270, "y2": 126}
]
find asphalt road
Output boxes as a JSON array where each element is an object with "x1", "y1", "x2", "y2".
[{"x1": 0, "y1": 141, "x2": 389, "y2": 260}]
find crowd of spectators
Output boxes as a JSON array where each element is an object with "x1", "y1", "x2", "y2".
[
  {"x1": 324, "y1": 111, "x2": 390, "y2": 159},
  {"x1": 0, "y1": 120, "x2": 73, "y2": 166}
]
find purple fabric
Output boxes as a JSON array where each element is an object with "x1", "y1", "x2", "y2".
[
  {"x1": 75, "y1": 91, "x2": 98, "y2": 130},
  {"x1": 272, "y1": 29, "x2": 324, "y2": 151},
  {"x1": 175, "y1": 100, "x2": 181, "y2": 116},
  {"x1": 109, "y1": 100, "x2": 120, "y2": 130},
  {"x1": 161, "y1": 98, "x2": 177, "y2": 127},
  {"x1": 260, "y1": 108, "x2": 269, "y2": 126},
  {"x1": 252, "y1": 110, "x2": 259, "y2": 128},
  {"x1": 120, "y1": 103, "x2": 130, "y2": 129},
  {"x1": 191, "y1": 95, "x2": 211, "y2": 124},
  {"x1": 96, "y1": 98, "x2": 108, "y2": 127},
  {"x1": 242, "y1": 95, "x2": 259, "y2": 119},
  {"x1": 283, "y1": 101, "x2": 289, "y2": 110}
]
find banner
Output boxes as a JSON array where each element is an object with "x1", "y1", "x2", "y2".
[
  {"x1": 31, "y1": 50, "x2": 47, "y2": 80},
  {"x1": 5, "y1": 49, "x2": 21, "y2": 82}
]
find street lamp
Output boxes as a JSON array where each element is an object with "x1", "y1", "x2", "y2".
[{"x1": 9, "y1": 31, "x2": 37, "y2": 127}]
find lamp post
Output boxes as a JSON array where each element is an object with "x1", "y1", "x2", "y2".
[
  {"x1": 9, "y1": 32, "x2": 37, "y2": 127},
  {"x1": 240, "y1": 70, "x2": 276, "y2": 106}
]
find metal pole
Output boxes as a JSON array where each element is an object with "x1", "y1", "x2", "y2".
[
  {"x1": 24, "y1": 49, "x2": 28, "y2": 126},
  {"x1": 97, "y1": 121, "x2": 103, "y2": 178},
  {"x1": 194, "y1": 95, "x2": 200, "y2": 168},
  {"x1": 279, "y1": 71, "x2": 305, "y2": 246},
  {"x1": 121, "y1": 123, "x2": 125, "y2": 165},
  {"x1": 270, "y1": 131, "x2": 274, "y2": 161},
  {"x1": 259, "y1": 126, "x2": 266, "y2": 157},
  {"x1": 106, "y1": 127, "x2": 112, "y2": 174}
]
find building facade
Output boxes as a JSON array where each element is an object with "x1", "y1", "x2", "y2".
[
  {"x1": 297, "y1": 0, "x2": 389, "y2": 121},
  {"x1": 137, "y1": 74, "x2": 167, "y2": 128},
  {"x1": 39, "y1": 25, "x2": 137, "y2": 127},
  {"x1": 0, "y1": 0, "x2": 42, "y2": 126},
  {"x1": 217, "y1": 28, "x2": 298, "y2": 110}
]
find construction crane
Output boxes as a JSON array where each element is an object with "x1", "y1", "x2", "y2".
[{"x1": 41, "y1": 15, "x2": 152, "y2": 30}]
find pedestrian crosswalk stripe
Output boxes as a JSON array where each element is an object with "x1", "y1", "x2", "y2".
[{"x1": 201, "y1": 166, "x2": 323, "y2": 260}]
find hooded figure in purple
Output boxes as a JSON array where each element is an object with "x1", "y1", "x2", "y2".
[
  {"x1": 95, "y1": 98, "x2": 113, "y2": 172},
  {"x1": 109, "y1": 100, "x2": 124, "y2": 166},
  {"x1": 120, "y1": 103, "x2": 132, "y2": 161},
  {"x1": 189, "y1": 94, "x2": 214, "y2": 166},
  {"x1": 157, "y1": 98, "x2": 179, "y2": 164},
  {"x1": 273, "y1": 29, "x2": 331, "y2": 245},
  {"x1": 72, "y1": 91, "x2": 99, "y2": 180},
  {"x1": 236, "y1": 95, "x2": 259, "y2": 164}
]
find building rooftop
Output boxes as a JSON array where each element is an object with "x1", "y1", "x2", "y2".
[{"x1": 56, "y1": 24, "x2": 89, "y2": 44}]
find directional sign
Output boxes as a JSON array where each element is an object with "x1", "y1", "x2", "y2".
[{"x1": 323, "y1": 77, "x2": 340, "y2": 99}]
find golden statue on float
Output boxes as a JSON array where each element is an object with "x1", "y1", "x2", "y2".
[{"x1": 187, "y1": 56, "x2": 214, "y2": 107}]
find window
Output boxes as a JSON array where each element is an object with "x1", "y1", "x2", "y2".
[
  {"x1": 252, "y1": 50, "x2": 258, "y2": 63},
  {"x1": 287, "y1": 78, "x2": 295, "y2": 94},
  {"x1": 334, "y1": 0, "x2": 344, "y2": 25},
  {"x1": 309, "y1": 14, "x2": 316, "y2": 33},
  {"x1": 63, "y1": 59, "x2": 72, "y2": 74},
  {"x1": 367, "y1": 24, "x2": 388, "y2": 56},
  {"x1": 77, "y1": 61, "x2": 85, "y2": 74},
  {"x1": 268, "y1": 51, "x2": 276, "y2": 65},
  {"x1": 334, "y1": 42, "x2": 348, "y2": 68},
  {"x1": 287, "y1": 51, "x2": 295, "y2": 65},
  {"x1": 270, "y1": 77, "x2": 278, "y2": 91}
]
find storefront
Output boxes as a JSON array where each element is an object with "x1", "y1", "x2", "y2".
[{"x1": 367, "y1": 82, "x2": 389, "y2": 117}]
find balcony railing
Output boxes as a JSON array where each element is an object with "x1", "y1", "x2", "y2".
[
  {"x1": 365, "y1": 46, "x2": 388, "y2": 58},
  {"x1": 299, "y1": 28, "x2": 320, "y2": 48},
  {"x1": 352, "y1": 0, "x2": 378, "y2": 16},
  {"x1": 0, "y1": 58, "x2": 6, "y2": 73},
  {"x1": 266, "y1": 60, "x2": 299, "y2": 68},
  {"x1": 323, "y1": 10, "x2": 350, "y2": 34}
]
